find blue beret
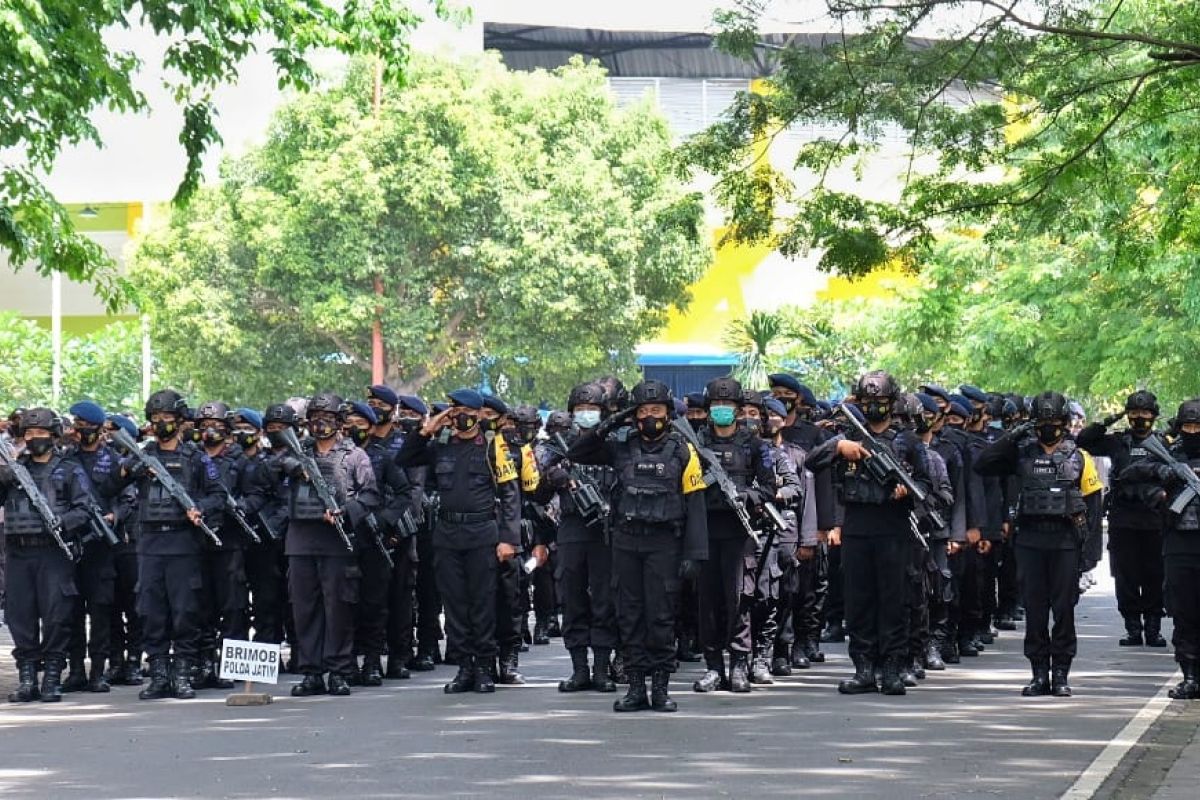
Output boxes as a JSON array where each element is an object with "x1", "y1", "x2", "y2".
[
  {"x1": 232, "y1": 408, "x2": 263, "y2": 429},
  {"x1": 447, "y1": 389, "x2": 483, "y2": 410},
  {"x1": 915, "y1": 393, "x2": 941, "y2": 415},
  {"x1": 768, "y1": 373, "x2": 802, "y2": 393},
  {"x1": 69, "y1": 401, "x2": 106, "y2": 426},
  {"x1": 816, "y1": 400, "x2": 833, "y2": 413},
  {"x1": 764, "y1": 398, "x2": 787, "y2": 417},
  {"x1": 107, "y1": 414, "x2": 139, "y2": 441},
  {"x1": 796, "y1": 385, "x2": 817, "y2": 408},
  {"x1": 481, "y1": 395, "x2": 509, "y2": 416},
  {"x1": 673, "y1": 398, "x2": 688, "y2": 418},
  {"x1": 959, "y1": 385, "x2": 990, "y2": 404},
  {"x1": 431, "y1": 401, "x2": 450, "y2": 414},
  {"x1": 948, "y1": 398, "x2": 973, "y2": 419},
  {"x1": 684, "y1": 392, "x2": 706, "y2": 409},
  {"x1": 345, "y1": 400, "x2": 378, "y2": 425},
  {"x1": 397, "y1": 395, "x2": 428, "y2": 416},
  {"x1": 367, "y1": 384, "x2": 399, "y2": 408}
]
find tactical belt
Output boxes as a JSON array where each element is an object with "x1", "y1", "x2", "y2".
[
  {"x1": 6, "y1": 535, "x2": 56, "y2": 549},
  {"x1": 140, "y1": 522, "x2": 188, "y2": 534},
  {"x1": 438, "y1": 510, "x2": 494, "y2": 524}
]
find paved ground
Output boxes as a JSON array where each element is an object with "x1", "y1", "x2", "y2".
[{"x1": 0, "y1": 561, "x2": 1194, "y2": 799}]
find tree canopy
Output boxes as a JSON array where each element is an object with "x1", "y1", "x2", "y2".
[{"x1": 129, "y1": 55, "x2": 709, "y2": 408}]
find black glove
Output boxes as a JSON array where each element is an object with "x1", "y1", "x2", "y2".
[
  {"x1": 678, "y1": 559, "x2": 702, "y2": 581},
  {"x1": 0, "y1": 463, "x2": 14, "y2": 485},
  {"x1": 122, "y1": 458, "x2": 149, "y2": 480},
  {"x1": 1102, "y1": 411, "x2": 1126, "y2": 428},
  {"x1": 543, "y1": 463, "x2": 571, "y2": 489},
  {"x1": 742, "y1": 488, "x2": 764, "y2": 510},
  {"x1": 596, "y1": 407, "x2": 636, "y2": 439},
  {"x1": 278, "y1": 457, "x2": 305, "y2": 480}
]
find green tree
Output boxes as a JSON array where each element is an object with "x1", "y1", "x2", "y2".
[
  {"x1": 724, "y1": 310, "x2": 786, "y2": 389},
  {"x1": 129, "y1": 55, "x2": 709, "y2": 408},
  {"x1": 1, "y1": 0, "x2": 445, "y2": 308}
]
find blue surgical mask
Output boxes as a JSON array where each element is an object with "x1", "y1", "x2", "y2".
[
  {"x1": 574, "y1": 410, "x2": 601, "y2": 429},
  {"x1": 710, "y1": 406, "x2": 737, "y2": 427}
]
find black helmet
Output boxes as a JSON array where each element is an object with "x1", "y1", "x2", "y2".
[
  {"x1": 264, "y1": 403, "x2": 297, "y2": 427},
  {"x1": 567, "y1": 382, "x2": 606, "y2": 412},
  {"x1": 144, "y1": 389, "x2": 187, "y2": 421},
  {"x1": 596, "y1": 376, "x2": 628, "y2": 412},
  {"x1": 1125, "y1": 390, "x2": 1159, "y2": 415},
  {"x1": 1177, "y1": 400, "x2": 1200, "y2": 425},
  {"x1": 1030, "y1": 391, "x2": 1068, "y2": 422},
  {"x1": 741, "y1": 389, "x2": 766, "y2": 409},
  {"x1": 307, "y1": 392, "x2": 343, "y2": 417},
  {"x1": 704, "y1": 377, "x2": 742, "y2": 407},
  {"x1": 513, "y1": 404, "x2": 541, "y2": 427},
  {"x1": 545, "y1": 410, "x2": 572, "y2": 434},
  {"x1": 630, "y1": 379, "x2": 672, "y2": 407},
  {"x1": 196, "y1": 401, "x2": 231, "y2": 423},
  {"x1": 20, "y1": 407, "x2": 59, "y2": 434},
  {"x1": 895, "y1": 393, "x2": 922, "y2": 422},
  {"x1": 855, "y1": 371, "x2": 898, "y2": 401}
]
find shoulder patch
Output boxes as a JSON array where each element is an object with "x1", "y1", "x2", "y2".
[{"x1": 682, "y1": 443, "x2": 706, "y2": 495}]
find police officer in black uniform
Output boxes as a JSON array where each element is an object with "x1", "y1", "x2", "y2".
[
  {"x1": 1077, "y1": 390, "x2": 1168, "y2": 647},
  {"x1": 1, "y1": 408, "x2": 92, "y2": 702},
  {"x1": 975, "y1": 391, "x2": 1103, "y2": 697},
  {"x1": 568, "y1": 379, "x2": 709, "y2": 713},
  {"x1": 231, "y1": 408, "x2": 286, "y2": 646},
  {"x1": 116, "y1": 389, "x2": 225, "y2": 700},
  {"x1": 396, "y1": 389, "x2": 522, "y2": 695},
  {"x1": 101, "y1": 413, "x2": 144, "y2": 686},
  {"x1": 281, "y1": 392, "x2": 381, "y2": 697},
  {"x1": 807, "y1": 372, "x2": 933, "y2": 696}
]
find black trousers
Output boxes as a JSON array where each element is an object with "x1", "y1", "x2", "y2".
[
  {"x1": 355, "y1": 547, "x2": 391, "y2": 658},
  {"x1": 386, "y1": 539, "x2": 418, "y2": 662},
  {"x1": 435, "y1": 545, "x2": 498, "y2": 660},
  {"x1": 698, "y1": 536, "x2": 755, "y2": 655},
  {"x1": 198, "y1": 548, "x2": 249, "y2": 654},
  {"x1": 288, "y1": 554, "x2": 359, "y2": 675},
  {"x1": 494, "y1": 558, "x2": 523, "y2": 654},
  {"x1": 138, "y1": 553, "x2": 203, "y2": 660},
  {"x1": 843, "y1": 535, "x2": 908, "y2": 664},
  {"x1": 927, "y1": 542, "x2": 951, "y2": 645},
  {"x1": 823, "y1": 543, "x2": 844, "y2": 628},
  {"x1": 774, "y1": 548, "x2": 823, "y2": 658},
  {"x1": 1166, "y1": 554, "x2": 1200, "y2": 662},
  {"x1": 958, "y1": 546, "x2": 985, "y2": 641},
  {"x1": 245, "y1": 541, "x2": 285, "y2": 643},
  {"x1": 557, "y1": 538, "x2": 617, "y2": 651},
  {"x1": 533, "y1": 553, "x2": 557, "y2": 622},
  {"x1": 1015, "y1": 545, "x2": 1079, "y2": 663},
  {"x1": 905, "y1": 542, "x2": 931, "y2": 660},
  {"x1": 415, "y1": 529, "x2": 443, "y2": 654},
  {"x1": 111, "y1": 546, "x2": 142, "y2": 662},
  {"x1": 1109, "y1": 527, "x2": 1166, "y2": 621},
  {"x1": 997, "y1": 536, "x2": 1020, "y2": 617},
  {"x1": 613, "y1": 536, "x2": 682, "y2": 673},
  {"x1": 68, "y1": 541, "x2": 115, "y2": 664},
  {"x1": 5, "y1": 545, "x2": 76, "y2": 663}
]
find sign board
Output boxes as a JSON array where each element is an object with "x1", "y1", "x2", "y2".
[{"x1": 219, "y1": 639, "x2": 281, "y2": 684}]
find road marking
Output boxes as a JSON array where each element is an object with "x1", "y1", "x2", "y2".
[{"x1": 1061, "y1": 674, "x2": 1177, "y2": 799}]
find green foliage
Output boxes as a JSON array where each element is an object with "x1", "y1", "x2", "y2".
[
  {"x1": 0, "y1": 0, "x2": 441, "y2": 309},
  {"x1": 129, "y1": 55, "x2": 709, "y2": 408}
]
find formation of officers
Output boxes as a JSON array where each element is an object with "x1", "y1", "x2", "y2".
[{"x1": 2, "y1": 371, "x2": 1199, "y2": 710}]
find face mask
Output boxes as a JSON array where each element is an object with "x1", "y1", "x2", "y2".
[
  {"x1": 310, "y1": 419, "x2": 337, "y2": 440},
  {"x1": 710, "y1": 406, "x2": 737, "y2": 427},
  {"x1": 915, "y1": 414, "x2": 935, "y2": 434},
  {"x1": 780, "y1": 398, "x2": 796, "y2": 414},
  {"x1": 266, "y1": 430, "x2": 287, "y2": 449},
  {"x1": 189, "y1": 429, "x2": 203, "y2": 444},
  {"x1": 1036, "y1": 423, "x2": 1064, "y2": 446},
  {"x1": 201, "y1": 429, "x2": 225, "y2": 447},
  {"x1": 987, "y1": 420, "x2": 1003, "y2": 430},
  {"x1": 397, "y1": 417, "x2": 422, "y2": 435},
  {"x1": 1130, "y1": 417, "x2": 1153, "y2": 434},
  {"x1": 687, "y1": 417, "x2": 705, "y2": 432},
  {"x1": 25, "y1": 437, "x2": 53, "y2": 457},
  {"x1": 637, "y1": 415, "x2": 667, "y2": 440},
  {"x1": 453, "y1": 413, "x2": 476, "y2": 432},
  {"x1": 862, "y1": 401, "x2": 890, "y2": 423},
  {"x1": 502, "y1": 430, "x2": 523, "y2": 448},
  {"x1": 234, "y1": 431, "x2": 259, "y2": 449},
  {"x1": 764, "y1": 421, "x2": 781, "y2": 437},
  {"x1": 1181, "y1": 432, "x2": 1200, "y2": 455},
  {"x1": 574, "y1": 410, "x2": 601, "y2": 429},
  {"x1": 347, "y1": 427, "x2": 370, "y2": 446},
  {"x1": 154, "y1": 420, "x2": 178, "y2": 441},
  {"x1": 77, "y1": 427, "x2": 101, "y2": 446},
  {"x1": 740, "y1": 418, "x2": 762, "y2": 435},
  {"x1": 478, "y1": 418, "x2": 498, "y2": 434}
]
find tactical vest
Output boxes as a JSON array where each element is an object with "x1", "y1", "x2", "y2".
[
  {"x1": 1017, "y1": 441, "x2": 1086, "y2": 520},
  {"x1": 1110, "y1": 433, "x2": 1156, "y2": 510},
  {"x1": 699, "y1": 429, "x2": 757, "y2": 511},
  {"x1": 290, "y1": 441, "x2": 352, "y2": 522},
  {"x1": 433, "y1": 438, "x2": 496, "y2": 516},
  {"x1": 838, "y1": 430, "x2": 900, "y2": 505},
  {"x1": 1170, "y1": 449, "x2": 1200, "y2": 531},
  {"x1": 3, "y1": 457, "x2": 69, "y2": 537},
  {"x1": 615, "y1": 434, "x2": 686, "y2": 526},
  {"x1": 139, "y1": 443, "x2": 198, "y2": 525}
]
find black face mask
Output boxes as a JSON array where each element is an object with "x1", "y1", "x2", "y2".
[
  {"x1": 780, "y1": 398, "x2": 796, "y2": 414},
  {"x1": 347, "y1": 427, "x2": 370, "y2": 446},
  {"x1": 310, "y1": 419, "x2": 337, "y2": 440},
  {"x1": 234, "y1": 431, "x2": 259, "y2": 450},
  {"x1": 452, "y1": 413, "x2": 476, "y2": 432},
  {"x1": 77, "y1": 427, "x2": 101, "y2": 447},
  {"x1": 637, "y1": 415, "x2": 668, "y2": 440},
  {"x1": 1036, "y1": 423, "x2": 1064, "y2": 446},
  {"x1": 266, "y1": 430, "x2": 287, "y2": 449},
  {"x1": 25, "y1": 438, "x2": 54, "y2": 457},
  {"x1": 862, "y1": 401, "x2": 891, "y2": 423},
  {"x1": 1130, "y1": 417, "x2": 1154, "y2": 435},
  {"x1": 763, "y1": 421, "x2": 781, "y2": 438},
  {"x1": 1181, "y1": 432, "x2": 1200, "y2": 455},
  {"x1": 502, "y1": 429, "x2": 523, "y2": 448},
  {"x1": 154, "y1": 420, "x2": 178, "y2": 441},
  {"x1": 201, "y1": 429, "x2": 226, "y2": 447},
  {"x1": 740, "y1": 418, "x2": 762, "y2": 435},
  {"x1": 397, "y1": 417, "x2": 422, "y2": 435},
  {"x1": 687, "y1": 417, "x2": 705, "y2": 432},
  {"x1": 188, "y1": 429, "x2": 203, "y2": 444}
]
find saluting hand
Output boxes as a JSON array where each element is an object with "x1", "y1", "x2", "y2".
[{"x1": 421, "y1": 409, "x2": 452, "y2": 438}]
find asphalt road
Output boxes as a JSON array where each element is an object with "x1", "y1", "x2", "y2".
[{"x1": 0, "y1": 563, "x2": 1188, "y2": 800}]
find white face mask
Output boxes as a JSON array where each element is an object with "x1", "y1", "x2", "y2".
[{"x1": 574, "y1": 409, "x2": 601, "y2": 429}]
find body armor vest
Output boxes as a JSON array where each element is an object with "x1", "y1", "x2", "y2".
[
  {"x1": 838, "y1": 429, "x2": 900, "y2": 505},
  {"x1": 290, "y1": 441, "x2": 352, "y2": 522},
  {"x1": 615, "y1": 434, "x2": 686, "y2": 526},
  {"x1": 1017, "y1": 441, "x2": 1086, "y2": 520},
  {"x1": 3, "y1": 457, "x2": 69, "y2": 537},
  {"x1": 139, "y1": 443, "x2": 197, "y2": 525},
  {"x1": 699, "y1": 428, "x2": 757, "y2": 511}
]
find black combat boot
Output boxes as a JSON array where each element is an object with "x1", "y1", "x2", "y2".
[
  {"x1": 925, "y1": 642, "x2": 946, "y2": 671},
  {"x1": 139, "y1": 656, "x2": 173, "y2": 700},
  {"x1": 693, "y1": 650, "x2": 727, "y2": 693},
  {"x1": 880, "y1": 657, "x2": 907, "y2": 696},
  {"x1": 1119, "y1": 616, "x2": 1143, "y2": 647},
  {"x1": 899, "y1": 660, "x2": 918, "y2": 688},
  {"x1": 1021, "y1": 660, "x2": 1051, "y2": 697},
  {"x1": 497, "y1": 649, "x2": 525, "y2": 685},
  {"x1": 592, "y1": 648, "x2": 616, "y2": 692},
  {"x1": 173, "y1": 658, "x2": 196, "y2": 700},
  {"x1": 788, "y1": 642, "x2": 808, "y2": 671},
  {"x1": 1050, "y1": 660, "x2": 1072, "y2": 698},
  {"x1": 361, "y1": 655, "x2": 384, "y2": 687},
  {"x1": 291, "y1": 673, "x2": 327, "y2": 697},
  {"x1": 443, "y1": 657, "x2": 475, "y2": 694},
  {"x1": 772, "y1": 647, "x2": 794, "y2": 677},
  {"x1": 1169, "y1": 660, "x2": 1200, "y2": 700},
  {"x1": 609, "y1": 652, "x2": 629, "y2": 685},
  {"x1": 547, "y1": 616, "x2": 562, "y2": 638},
  {"x1": 728, "y1": 654, "x2": 752, "y2": 693},
  {"x1": 123, "y1": 657, "x2": 144, "y2": 685},
  {"x1": 910, "y1": 656, "x2": 926, "y2": 681},
  {"x1": 676, "y1": 637, "x2": 701, "y2": 663},
  {"x1": 838, "y1": 657, "x2": 879, "y2": 695},
  {"x1": 650, "y1": 669, "x2": 677, "y2": 712},
  {"x1": 1144, "y1": 615, "x2": 1167, "y2": 648},
  {"x1": 474, "y1": 658, "x2": 496, "y2": 693},
  {"x1": 40, "y1": 659, "x2": 65, "y2": 703},
  {"x1": 941, "y1": 638, "x2": 961, "y2": 664},
  {"x1": 532, "y1": 618, "x2": 550, "y2": 646},
  {"x1": 385, "y1": 655, "x2": 410, "y2": 680},
  {"x1": 558, "y1": 648, "x2": 592, "y2": 693},
  {"x1": 212, "y1": 650, "x2": 234, "y2": 689},
  {"x1": 347, "y1": 658, "x2": 364, "y2": 686},
  {"x1": 613, "y1": 669, "x2": 649, "y2": 712},
  {"x1": 8, "y1": 660, "x2": 40, "y2": 703},
  {"x1": 408, "y1": 649, "x2": 436, "y2": 672},
  {"x1": 750, "y1": 651, "x2": 774, "y2": 685},
  {"x1": 106, "y1": 660, "x2": 127, "y2": 686},
  {"x1": 821, "y1": 622, "x2": 846, "y2": 643},
  {"x1": 995, "y1": 614, "x2": 1018, "y2": 631},
  {"x1": 957, "y1": 636, "x2": 980, "y2": 657},
  {"x1": 804, "y1": 637, "x2": 824, "y2": 663},
  {"x1": 88, "y1": 660, "x2": 111, "y2": 693},
  {"x1": 61, "y1": 657, "x2": 87, "y2": 693},
  {"x1": 327, "y1": 673, "x2": 352, "y2": 696}
]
